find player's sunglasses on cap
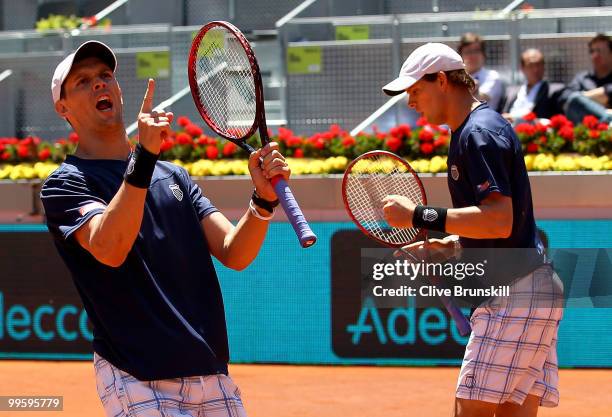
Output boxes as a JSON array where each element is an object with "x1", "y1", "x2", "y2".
[
  {"x1": 51, "y1": 40, "x2": 117, "y2": 103},
  {"x1": 382, "y1": 42, "x2": 465, "y2": 96}
]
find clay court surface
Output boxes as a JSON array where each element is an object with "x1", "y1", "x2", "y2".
[{"x1": 0, "y1": 361, "x2": 609, "y2": 416}]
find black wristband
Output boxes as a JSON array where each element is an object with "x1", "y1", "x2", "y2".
[
  {"x1": 251, "y1": 189, "x2": 279, "y2": 213},
  {"x1": 124, "y1": 143, "x2": 159, "y2": 189},
  {"x1": 412, "y1": 205, "x2": 447, "y2": 232}
]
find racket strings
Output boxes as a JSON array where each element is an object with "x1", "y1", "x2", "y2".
[
  {"x1": 194, "y1": 28, "x2": 256, "y2": 138},
  {"x1": 345, "y1": 154, "x2": 424, "y2": 246}
]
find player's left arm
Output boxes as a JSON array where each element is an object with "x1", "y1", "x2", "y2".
[
  {"x1": 384, "y1": 128, "x2": 514, "y2": 239},
  {"x1": 200, "y1": 143, "x2": 290, "y2": 271},
  {"x1": 445, "y1": 192, "x2": 512, "y2": 238},
  {"x1": 384, "y1": 191, "x2": 512, "y2": 239}
]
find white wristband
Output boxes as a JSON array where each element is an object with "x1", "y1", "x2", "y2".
[{"x1": 249, "y1": 199, "x2": 274, "y2": 221}]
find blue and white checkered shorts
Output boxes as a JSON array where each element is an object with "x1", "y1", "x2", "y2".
[
  {"x1": 94, "y1": 353, "x2": 247, "y2": 417},
  {"x1": 456, "y1": 264, "x2": 564, "y2": 407}
]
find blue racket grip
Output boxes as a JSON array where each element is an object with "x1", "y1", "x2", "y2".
[
  {"x1": 272, "y1": 177, "x2": 317, "y2": 248},
  {"x1": 439, "y1": 295, "x2": 472, "y2": 337}
]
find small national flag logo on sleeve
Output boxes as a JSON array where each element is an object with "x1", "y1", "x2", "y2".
[
  {"x1": 78, "y1": 202, "x2": 107, "y2": 217},
  {"x1": 477, "y1": 180, "x2": 490, "y2": 193}
]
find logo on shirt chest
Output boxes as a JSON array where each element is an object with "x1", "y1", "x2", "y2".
[
  {"x1": 451, "y1": 165, "x2": 460, "y2": 181},
  {"x1": 169, "y1": 184, "x2": 183, "y2": 201}
]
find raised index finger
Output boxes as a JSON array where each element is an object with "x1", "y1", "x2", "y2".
[{"x1": 139, "y1": 78, "x2": 155, "y2": 114}]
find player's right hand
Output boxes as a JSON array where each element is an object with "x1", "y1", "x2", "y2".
[
  {"x1": 137, "y1": 78, "x2": 173, "y2": 155},
  {"x1": 395, "y1": 237, "x2": 459, "y2": 262}
]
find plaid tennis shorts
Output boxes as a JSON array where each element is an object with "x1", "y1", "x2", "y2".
[
  {"x1": 456, "y1": 264, "x2": 564, "y2": 407},
  {"x1": 94, "y1": 353, "x2": 247, "y2": 417}
]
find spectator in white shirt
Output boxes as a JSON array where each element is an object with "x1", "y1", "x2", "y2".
[{"x1": 458, "y1": 33, "x2": 505, "y2": 112}]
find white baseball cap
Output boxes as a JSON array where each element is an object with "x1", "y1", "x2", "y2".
[
  {"x1": 51, "y1": 40, "x2": 117, "y2": 103},
  {"x1": 382, "y1": 43, "x2": 465, "y2": 96}
]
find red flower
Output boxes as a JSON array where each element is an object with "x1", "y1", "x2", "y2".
[
  {"x1": 308, "y1": 134, "x2": 326, "y2": 150},
  {"x1": 385, "y1": 136, "x2": 402, "y2": 152},
  {"x1": 376, "y1": 133, "x2": 386, "y2": 140},
  {"x1": 38, "y1": 148, "x2": 51, "y2": 161},
  {"x1": 329, "y1": 124, "x2": 343, "y2": 136},
  {"x1": 538, "y1": 135, "x2": 547, "y2": 144},
  {"x1": 523, "y1": 112, "x2": 536, "y2": 121},
  {"x1": 420, "y1": 142, "x2": 434, "y2": 155},
  {"x1": 286, "y1": 136, "x2": 302, "y2": 148},
  {"x1": 582, "y1": 115, "x2": 599, "y2": 129},
  {"x1": 160, "y1": 139, "x2": 174, "y2": 153},
  {"x1": 515, "y1": 123, "x2": 536, "y2": 136},
  {"x1": 206, "y1": 145, "x2": 219, "y2": 160},
  {"x1": 416, "y1": 117, "x2": 428, "y2": 127},
  {"x1": 341, "y1": 136, "x2": 356, "y2": 148},
  {"x1": 82, "y1": 16, "x2": 97, "y2": 27},
  {"x1": 418, "y1": 129, "x2": 434, "y2": 142},
  {"x1": 1, "y1": 151, "x2": 11, "y2": 160},
  {"x1": 550, "y1": 114, "x2": 570, "y2": 130},
  {"x1": 597, "y1": 123, "x2": 609, "y2": 131},
  {"x1": 589, "y1": 129, "x2": 600, "y2": 139},
  {"x1": 21, "y1": 137, "x2": 33, "y2": 146},
  {"x1": 277, "y1": 127, "x2": 293, "y2": 143},
  {"x1": 535, "y1": 123, "x2": 547, "y2": 134},
  {"x1": 558, "y1": 126, "x2": 574, "y2": 141},
  {"x1": 389, "y1": 126, "x2": 404, "y2": 138},
  {"x1": 527, "y1": 143, "x2": 539, "y2": 153},
  {"x1": 17, "y1": 145, "x2": 30, "y2": 159},
  {"x1": 185, "y1": 124, "x2": 203, "y2": 138},
  {"x1": 176, "y1": 132, "x2": 192, "y2": 145},
  {"x1": 69, "y1": 132, "x2": 79, "y2": 143},
  {"x1": 294, "y1": 148, "x2": 304, "y2": 158},
  {"x1": 196, "y1": 137, "x2": 207, "y2": 146},
  {"x1": 400, "y1": 124, "x2": 412, "y2": 137},
  {"x1": 434, "y1": 135, "x2": 448, "y2": 148},
  {"x1": 222, "y1": 142, "x2": 237, "y2": 157},
  {"x1": 177, "y1": 116, "x2": 190, "y2": 127}
]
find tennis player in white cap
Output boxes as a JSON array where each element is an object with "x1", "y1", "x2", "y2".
[
  {"x1": 381, "y1": 43, "x2": 563, "y2": 417},
  {"x1": 42, "y1": 40, "x2": 290, "y2": 417}
]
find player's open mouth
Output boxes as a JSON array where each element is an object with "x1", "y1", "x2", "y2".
[{"x1": 96, "y1": 95, "x2": 113, "y2": 112}]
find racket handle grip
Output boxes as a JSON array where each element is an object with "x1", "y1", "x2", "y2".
[
  {"x1": 440, "y1": 295, "x2": 472, "y2": 337},
  {"x1": 271, "y1": 177, "x2": 317, "y2": 248}
]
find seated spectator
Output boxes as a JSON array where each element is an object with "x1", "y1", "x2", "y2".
[
  {"x1": 503, "y1": 48, "x2": 564, "y2": 121},
  {"x1": 560, "y1": 33, "x2": 612, "y2": 124},
  {"x1": 458, "y1": 32, "x2": 506, "y2": 112}
]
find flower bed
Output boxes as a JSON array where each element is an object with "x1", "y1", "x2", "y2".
[
  {"x1": 0, "y1": 113, "x2": 610, "y2": 180},
  {"x1": 3, "y1": 154, "x2": 612, "y2": 181}
]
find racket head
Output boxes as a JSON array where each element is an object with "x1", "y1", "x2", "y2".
[
  {"x1": 342, "y1": 150, "x2": 427, "y2": 248},
  {"x1": 188, "y1": 21, "x2": 263, "y2": 143}
]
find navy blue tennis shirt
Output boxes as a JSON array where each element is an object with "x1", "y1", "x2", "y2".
[
  {"x1": 447, "y1": 103, "x2": 543, "y2": 253},
  {"x1": 40, "y1": 155, "x2": 229, "y2": 380}
]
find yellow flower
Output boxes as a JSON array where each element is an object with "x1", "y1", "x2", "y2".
[
  {"x1": 190, "y1": 160, "x2": 213, "y2": 176},
  {"x1": 0, "y1": 165, "x2": 12, "y2": 180},
  {"x1": 524, "y1": 155, "x2": 534, "y2": 171},
  {"x1": 533, "y1": 153, "x2": 554, "y2": 171},
  {"x1": 429, "y1": 156, "x2": 447, "y2": 173},
  {"x1": 553, "y1": 155, "x2": 578, "y2": 171},
  {"x1": 0, "y1": 153, "x2": 610, "y2": 179},
  {"x1": 33, "y1": 162, "x2": 60, "y2": 179}
]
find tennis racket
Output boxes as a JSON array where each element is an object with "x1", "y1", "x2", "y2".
[
  {"x1": 342, "y1": 150, "x2": 472, "y2": 337},
  {"x1": 188, "y1": 20, "x2": 316, "y2": 248}
]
